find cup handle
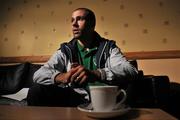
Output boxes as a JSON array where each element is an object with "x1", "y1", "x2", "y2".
[{"x1": 114, "y1": 89, "x2": 127, "y2": 109}]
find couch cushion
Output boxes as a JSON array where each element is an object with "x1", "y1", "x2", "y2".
[
  {"x1": 129, "y1": 60, "x2": 138, "y2": 69},
  {"x1": 0, "y1": 96, "x2": 27, "y2": 106},
  {"x1": 0, "y1": 63, "x2": 29, "y2": 95},
  {"x1": 23, "y1": 63, "x2": 42, "y2": 88},
  {"x1": 129, "y1": 75, "x2": 170, "y2": 108}
]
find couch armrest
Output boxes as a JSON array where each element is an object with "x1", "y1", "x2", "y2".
[
  {"x1": 128, "y1": 75, "x2": 170, "y2": 108},
  {"x1": 23, "y1": 63, "x2": 42, "y2": 88},
  {"x1": 0, "y1": 63, "x2": 29, "y2": 95}
]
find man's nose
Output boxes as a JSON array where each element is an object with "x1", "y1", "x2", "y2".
[{"x1": 72, "y1": 20, "x2": 78, "y2": 27}]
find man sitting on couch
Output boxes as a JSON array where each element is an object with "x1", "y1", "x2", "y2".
[{"x1": 27, "y1": 8, "x2": 138, "y2": 106}]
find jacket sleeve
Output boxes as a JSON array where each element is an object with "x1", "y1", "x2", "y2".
[
  {"x1": 99, "y1": 46, "x2": 138, "y2": 84},
  {"x1": 33, "y1": 50, "x2": 70, "y2": 85}
]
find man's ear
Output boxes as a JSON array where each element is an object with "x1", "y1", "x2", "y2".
[{"x1": 89, "y1": 25, "x2": 95, "y2": 31}]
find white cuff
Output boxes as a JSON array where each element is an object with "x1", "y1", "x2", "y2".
[{"x1": 97, "y1": 69, "x2": 106, "y2": 81}]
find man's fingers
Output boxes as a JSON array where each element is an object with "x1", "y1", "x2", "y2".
[
  {"x1": 75, "y1": 71, "x2": 85, "y2": 82},
  {"x1": 71, "y1": 63, "x2": 79, "y2": 68},
  {"x1": 79, "y1": 75, "x2": 87, "y2": 84},
  {"x1": 70, "y1": 66, "x2": 83, "y2": 82},
  {"x1": 70, "y1": 65, "x2": 80, "y2": 73}
]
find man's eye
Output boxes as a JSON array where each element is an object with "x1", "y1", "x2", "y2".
[
  {"x1": 71, "y1": 16, "x2": 85, "y2": 23},
  {"x1": 80, "y1": 17, "x2": 85, "y2": 20},
  {"x1": 71, "y1": 18, "x2": 74, "y2": 23},
  {"x1": 77, "y1": 16, "x2": 85, "y2": 21}
]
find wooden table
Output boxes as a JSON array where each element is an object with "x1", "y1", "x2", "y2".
[{"x1": 0, "y1": 105, "x2": 177, "y2": 120}]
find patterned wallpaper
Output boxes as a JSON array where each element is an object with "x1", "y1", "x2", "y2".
[
  {"x1": 0, "y1": 0, "x2": 180, "y2": 83},
  {"x1": 0, "y1": 0, "x2": 180, "y2": 56}
]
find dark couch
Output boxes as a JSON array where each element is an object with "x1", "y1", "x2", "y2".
[
  {"x1": 0, "y1": 62, "x2": 41, "y2": 105},
  {"x1": 0, "y1": 61, "x2": 179, "y2": 118}
]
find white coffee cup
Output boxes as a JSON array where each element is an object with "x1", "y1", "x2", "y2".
[{"x1": 89, "y1": 86, "x2": 126, "y2": 112}]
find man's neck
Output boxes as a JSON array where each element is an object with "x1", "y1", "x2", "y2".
[
  {"x1": 77, "y1": 32, "x2": 95, "y2": 48},
  {"x1": 77, "y1": 39, "x2": 93, "y2": 48}
]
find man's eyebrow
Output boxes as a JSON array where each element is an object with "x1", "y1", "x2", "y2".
[{"x1": 72, "y1": 16, "x2": 86, "y2": 20}]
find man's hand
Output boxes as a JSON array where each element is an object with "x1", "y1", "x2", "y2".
[
  {"x1": 70, "y1": 65, "x2": 101, "y2": 85},
  {"x1": 54, "y1": 63, "x2": 101, "y2": 86},
  {"x1": 54, "y1": 67, "x2": 79, "y2": 84}
]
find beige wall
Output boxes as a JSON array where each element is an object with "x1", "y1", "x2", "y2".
[{"x1": 0, "y1": 0, "x2": 180, "y2": 82}]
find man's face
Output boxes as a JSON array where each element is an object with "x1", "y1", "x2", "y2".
[{"x1": 71, "y1": 9, "x2": 92, "y2": 39}]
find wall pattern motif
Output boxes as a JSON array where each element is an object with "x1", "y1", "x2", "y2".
[
  {"x1": 0, "y1": 0, "x2": 180, "y2": 56},
  {"x1": 0, "y1": 0, "x2": 180, "y2": 83}
]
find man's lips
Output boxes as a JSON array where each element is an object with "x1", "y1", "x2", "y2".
[
  {"x1": 73, "y1": 28, "x2": 79, "y2": 31},
  {"x1": 73, "y1": 29, "x2": 80, "y2": 34}
]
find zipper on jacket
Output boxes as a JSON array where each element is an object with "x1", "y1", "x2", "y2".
[
  {"x1": 98, "y1": 41, "x2": 108, "y2": 68},
  {"x1": 65, "y1": 45, "x2": 73, "y2": 63}
]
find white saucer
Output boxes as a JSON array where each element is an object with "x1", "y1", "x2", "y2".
[{"x1": 77, "y1": 103, "x2": 130, "y2": 118}]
